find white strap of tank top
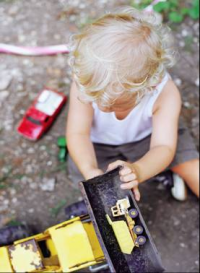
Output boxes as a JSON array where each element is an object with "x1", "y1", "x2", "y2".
[{"x1": 147, "y1": 73, "x2": 171, "y2": 117}]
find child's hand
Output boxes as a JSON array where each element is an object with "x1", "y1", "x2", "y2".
[
  {"x1": 85, "y1": 168, "x2": 104, "y2": 180},
  {"x1": 107, "y1": 160, "x2": 141, "y2": 201}
]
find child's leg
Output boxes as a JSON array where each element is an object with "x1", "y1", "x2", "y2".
[{"x1": 171, "y1": 159, "x2": 199, "y2": 198}]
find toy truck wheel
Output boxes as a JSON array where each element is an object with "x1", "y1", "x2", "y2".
[
  {"x1": 0, "y1": 225, "x2": 32, "y2": 247},
  {"x1": 135, "y1": 235, "x2": 146, "y2": 246},
  {"x1": 133, "y1": 225, "x2": 144, "y2": 235},
  {"x1": 65, "y1": 200, "x2": 88, "y2": 220},
  {"x1": 129, "y1": 208, "x2": 139, "y2": 219}
]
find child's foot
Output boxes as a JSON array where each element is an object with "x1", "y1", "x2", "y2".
[
  {"x1": 154, "y1": 171, "x2": 187, "y2": 201},
  {"x1": 171, "y1": 173, "x2": 187, "y2": 201}
]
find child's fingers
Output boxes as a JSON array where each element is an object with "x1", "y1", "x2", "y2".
[
  {"x1": 107, "y1": 160, "x2": 125, "y2": 171},
  {"x1": 120, "y1": 173, "x2": 137, "y2": 183},
  {"x1": 120, "y1": 180, "x2": 138, "y2": 190},
  {"x1": 133, "y1": 187, "x2": 141, "y2": 202},
  {"x1": 119, "y1": 166, "x2": 132, "y2": 176}
]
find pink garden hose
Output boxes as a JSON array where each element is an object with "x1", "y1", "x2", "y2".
[
  {"x1": 0, "y1": 0, "x2": 165, "y2": 56},
  {"x1": 0, "y1": 43, "x2": 69, "y2": 56}
]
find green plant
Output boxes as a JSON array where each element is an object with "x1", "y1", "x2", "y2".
[
  {"x1": 131, "y1": 0, "x2": 199, "y2": 23},
  {"x1": 130, "y1": 0, "x2": 152, "y2": 10},
  {"x1": 50, "y1": 199, "x2": 67, "y2": 217},
  {"x1": 0, "y1": 166, "x2": 13, "y2": 189},
  {"x1": 188, "y1": 0, "x2": 199, "y2": 20}
]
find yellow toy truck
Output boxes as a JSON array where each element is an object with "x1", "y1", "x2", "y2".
[
  {"x1": 0, "y1": 215, "x2": 107, "y2": 273},
  {"x1": 0, "y1": 168, "x2": 164, "y2": 273},
  {"x1": 106, "y1": 196, "x2": 146, "y2": 254}
]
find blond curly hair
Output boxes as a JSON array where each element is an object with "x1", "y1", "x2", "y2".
[{"x1": 68, "y1": 7, "x2": 176, "y2": 107}]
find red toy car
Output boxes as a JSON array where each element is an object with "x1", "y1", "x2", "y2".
[{"x1": 17, "y1": 88, "x2": 67, "y2": 141}]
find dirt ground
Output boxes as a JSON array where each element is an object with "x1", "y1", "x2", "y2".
[{"x1": 0, "y1": 0, "x2": 199, "y2": 272}]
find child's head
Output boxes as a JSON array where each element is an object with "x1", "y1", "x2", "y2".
[{"x1": 69, "y1": 7, "x2": 176, "y2": 109}]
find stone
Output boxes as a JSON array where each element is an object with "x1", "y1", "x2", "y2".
[
  {"x1": 3, "y1": 199, "x2": 9, "y2": 206},
  {"x1": 79, "y1": 3, "x2": 86, "y2": 9},
  {"x1": 29, "y1": 183, "x2": 38, "y2": 190},
  {"x1": 54, "y1": 34, "x2": 61, "y2": 40},
  {"x1": 174, "y1": 219, "x2": 181, "y2": 226},
  {"x1": 21, "y1": 176, "x2": 29, "y2": 184},
  {"x1": 27, "y1": 148, "x2": 35, "y2": 154},
  {"x1": 180, "y1": 243, "x2": 186, "y2": 248},
  {"x1": 39, "y1": 145, "x2": 46, "y2": 151},
  {"x1": 181, "y1": 29, "x2": 189, "y2": 37},
  {"x1": 26, "y1": 165, "x2": 33, "y2": 174},
  {"x1": 179, "y1": 41, "x2": 185, "y2": 48},
  {"x1": 40, "y1": 177, "x2": 56, "y2": 192},
  {"x1": 0, "y1": 71, "x2": 12, "y2": 91},
  {"x1": 183, "y1": 101, "x2": 192, "y2": 109},
  {"x1": 18, "y1": 34, "x2": 26, "y2": 43},
  {"x1": 12, "y1": 197, "x2": 18, "y2": 204},
  {"x1": 174, "y1": 78, "x2": 182, "y2": 87},
  {"x1": 8, "y1": 5, "x2": 19, "y2": 16},
  {"x1": 195, "y1": 78, "x2": 199, "y2": 87},
  {"x1": 10, "y1": 189, "x2": 17, "y2": 196},
  {"x1": 28, "y1": 208, "x2": 35, "y2": 214},
  {"x1": 47, "y1": 161, "x2": 53, "y2": 166}
]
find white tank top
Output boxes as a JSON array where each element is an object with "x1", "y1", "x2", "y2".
[{"x1": 90, "y1": 73, "x2": 170, "y2": 145}]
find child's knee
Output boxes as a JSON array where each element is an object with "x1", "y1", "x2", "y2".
[{"x1": 172, "y1": 159, "x2": 199, "y2": 175}]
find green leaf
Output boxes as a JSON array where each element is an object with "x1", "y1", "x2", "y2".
[
  {"x1": 130, "y1": 0, "x2": 152, "y2": 9},
  {"x1": 189, "y1": 7, "x2": 199, "y2": 20},
  {"x1": 8, "y1": 220, "x2": 23, "y2": 227},
  {"x1": 181, "y1": 8, "x2": 189, "y2": 16},
  {"x1": 169, "y1": 12, "x2": 184, "y2": 23},
  {"x1": 169, "y1": 0, "x2": 179, "y2": 9},
  {"x1": 153, "y1": 2, "x2": 170, "y2": 13},
  {"x1": 192, "y1": 0, "x2": 199, "y2": 9}
]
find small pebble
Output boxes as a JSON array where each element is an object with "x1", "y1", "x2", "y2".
[
  {"x1": 180, "y1": 243, "x2": 186, "y2": 248},
  {"x1": 195, "y1": 78, "x2": 199, "y2": 87},
  {"x1": 12, "y1": 197, "x2": 18, "y2": 204},
  {"x1": 179, "y1": 41, "x2": 185, "y2": 48},
  {"x1": 182, "y1": 29, "x2": 188, "y2": 37},
  {"x1": 27, "y1": 148, "x2": 35, "y2": 154},
  {"x1": 0, "y1": 71, "x2": 12, "y2": 90},
  {"x1": 183, "y1": 102, "x2": 191, "y2": 109},
  {"x1": 174, "y1": 78, "x2": 182, "y2": 87},
  {"x1": 40, "y1": 177, "x2": 56, "y2": 192},
  {"x1": 8, "y1": 5, "x2": 19, "y2": 16},
  {"x1": 47, "y1": 161, "x2": 53, "y2": 166},
  {"x1": 10, "y1": 189, "x2": 17, "y2": 196},
  {"x1": 28, "y1": 208, "x2": 35, "y2": 214}
]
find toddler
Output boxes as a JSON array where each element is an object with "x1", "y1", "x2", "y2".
[{"x1": 66, "y1": 7, "x2": 199, "y2": 201}]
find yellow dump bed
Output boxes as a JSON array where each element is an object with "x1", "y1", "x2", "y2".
[
  {"x1": 106, "y1": 215, "x2": 134, "y2": 254},
  {"x1": 48, "y1": 217, "x2": 104, "y2": 272},
  {"x1": 0, "y1": 247, "x2": 13, "y2": 273}
]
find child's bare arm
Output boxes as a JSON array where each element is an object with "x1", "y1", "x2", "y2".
[
  {"x1": 66, "y1": 82, "x2": 103, "y2": 179},
  {"x1": 133, "y1": 80, "x2": 182, "y2": 182},
  {"x1": 108, "y1": 80, "x2": 182, "y2": 192}
]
